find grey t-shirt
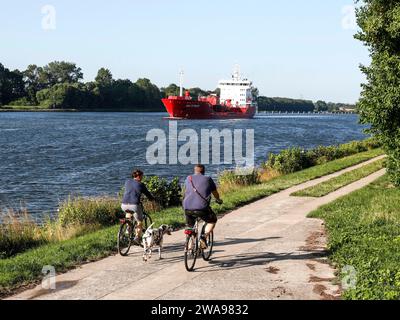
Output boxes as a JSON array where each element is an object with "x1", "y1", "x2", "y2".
[{"x1": 183, "y1": 174, "x2": 217, "y2": 211}]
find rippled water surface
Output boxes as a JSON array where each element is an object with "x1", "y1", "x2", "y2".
[{"x1": 0, "y1": 112, "x2": 368, "y2": 220}]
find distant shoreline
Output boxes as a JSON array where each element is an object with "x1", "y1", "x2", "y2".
[{"x1": 0, "y1": 108, "x2": 357, "y2": 114}]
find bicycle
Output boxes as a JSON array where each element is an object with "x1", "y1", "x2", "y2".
[
  {"x1": 117, "y1": 206, "x2": 153, "y2": 256},
  {"x1": 184, "y1": 217, "x2": 214, "y2": 272}
]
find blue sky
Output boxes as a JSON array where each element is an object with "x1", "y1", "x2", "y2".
[{"x1": 0, "y1": 0, "x2": 368, "y2": 103}]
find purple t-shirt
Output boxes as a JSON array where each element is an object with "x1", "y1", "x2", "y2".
[{"x1": 183, "y1": 174, "x2": 217, "y2": 211}]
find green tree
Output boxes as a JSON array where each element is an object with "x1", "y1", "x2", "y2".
[
  {"x1": 42, "y1": 61, "x2": 83, "y2": 87},
  {"x1": 22, "y1": 64, "x2": 46, "y2": 104},
  {"x1": 0, "y1": 63, "x2": 25, "y2": 106},
  {"x1": 355, "y1": 0, "x2": 400, "y2": 185},
  {"x1": 161, "y1": 83, "x2": 180, "y2": 97},
  {"x1": 187, "y1": 87, "x2": 209, "y2": 99},
  {"x1": 251, "y1": 87, "x2": 259, "y2": 99},
  {"x1": 95, "y1": 68, "x2": 113, "y2": 87},
  {"x1": 135, "y1": 78, "x2": 162, "y2": 110},
  {"x1": 36, "y1": 83, "x2": 95, "y2": 109},
  {"x1": 110, "y1": 79, "x2": 142, "y2": 109},
  {"x1": 94, "y1": 68, "x2": 114, "y2": 108},
  {"x1": 315, "y1": 100, "x2": 328, "y2": 112},
  {"x1": 84, "y1": 81, "x2": 101, "y2": 107}
]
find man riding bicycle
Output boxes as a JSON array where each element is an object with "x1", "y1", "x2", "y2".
[
  {"x1": 183, "y1": 164, "x2": 223, "y2": 249},
  {"x1": 121, "y1": 169, "x2": 155, "y2": 244}
]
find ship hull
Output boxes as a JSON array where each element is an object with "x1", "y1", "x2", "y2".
[{"x1": 162, "y1": 98, "x2": 256, "y2": 120}]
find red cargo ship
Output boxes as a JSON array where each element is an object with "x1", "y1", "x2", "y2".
[{"x1": 162, "y1": 67, "x2": 257, "y2": 120}]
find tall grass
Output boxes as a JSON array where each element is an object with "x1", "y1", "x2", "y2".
[
  {"x1": 218, "y1": 169, "x2": 260, "y2": 194},
  {"x1": 58, "y1": 196, "x2": 121, "y2": 226},
  {"x1": 0, "y1": 196, "x2": 122, "y2": 259},
  {"x1": 0, "y1": 209, "x2": 45, "y2": 259}
]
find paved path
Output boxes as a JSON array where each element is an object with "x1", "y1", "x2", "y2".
[{"x1": 9, "y1": 156, "x2": 386, "y2": 300}]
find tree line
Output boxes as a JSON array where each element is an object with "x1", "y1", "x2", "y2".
[
  {"x1": 1, "y1": 61, "x2": 355, "y2": 112},
  {"x1": 257, "y1": 96, "x2": 355, "y2": 113},
  {"x1": 0, "y1": 62, "x2": 164, "y2": 110}
]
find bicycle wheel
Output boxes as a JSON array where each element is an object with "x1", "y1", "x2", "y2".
[
  {"x1": 184, "y1": 235, "x2": 198, "y2": 272},
  {"x1": 118, "y1": 220, "x2": 134, "y2": 256},
  {"x1": 201, "y1": 224, "x2": 214, "y2": 261}
]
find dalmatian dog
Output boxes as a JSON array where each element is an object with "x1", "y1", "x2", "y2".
[{"x1": 142, "y1": 224, "x2": 173, "y2": 262}]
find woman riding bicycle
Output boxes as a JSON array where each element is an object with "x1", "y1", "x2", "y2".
[
  {"x1": 183, "y1": 164, "x2": 223, "y2": 249},
  {"x1": 121, "y1": 169, "x2": 155, "y2": 245}
]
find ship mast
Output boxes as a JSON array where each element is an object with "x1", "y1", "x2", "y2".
[
  {"x1": 233, "y1": 64, "x2": 241, "y2": 81},
  {"x1": 179, "y1": 69, "x2": 184, "y2": 97}
]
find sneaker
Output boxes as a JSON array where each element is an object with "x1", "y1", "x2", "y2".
[
  {"x1": 199, "y1": 235, "x2": 208, "y2": 249},
  {"x1": 133, "y1": 236, "x2": 141, "y2": 245}
]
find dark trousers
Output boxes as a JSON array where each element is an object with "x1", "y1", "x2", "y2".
[{"x1": 185, "y1": 207, "x2": 218, "y2": 228}]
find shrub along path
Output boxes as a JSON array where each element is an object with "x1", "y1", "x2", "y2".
[{"x1": 7, "y1": 155, "x2": 385, "y2": 300}]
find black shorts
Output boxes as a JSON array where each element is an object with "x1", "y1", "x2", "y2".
[{"x1": 185, "y1": 208, "x2": 218, "y2": 228}]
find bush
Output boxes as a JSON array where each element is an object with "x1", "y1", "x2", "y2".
[
  {"x1": 143, "y1": 176, "x2": 182, "y2": 209},
  {"x1": 143, "y1": 176, "x2": 168, "y2": 208},
  {"x1": 58, "y1": 196, "x2": 121, "y2": 227},
  {"x1": 307, "y1": 145, "x2": 341, "y2": 164},
  {"x1": 36, "y1": 83, "x2": 97, "y2": 109},
  {"x1": 265, "y1": 138, "x2": 381, "y2": 175},
  {"x1": 363, "y1": 138, "x2": 381, "y2": 150},
  {"x1": 8, "y1": 97, "x2": 36, "y2": 106},
  {"x1": 166, "y1": 177, "x2": 183, "y2": 207},
  {"x1": 266, "y1": 148, "x2": 312, "y2": 174}
]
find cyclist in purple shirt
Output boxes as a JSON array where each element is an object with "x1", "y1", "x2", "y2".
[{"x1": 183, "y1": 164, "x2": 223, "y2": 249}]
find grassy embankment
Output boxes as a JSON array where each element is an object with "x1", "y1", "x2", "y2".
[
  {"x1": 292, "y1": 158, "x2": 386, "y2": 197},
  {"x1": 0, "y1": 147, "x2": 384, "y2": 296},
  {"x1": 309, "y1": 175, "x2": 400, "y2": 300}
]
